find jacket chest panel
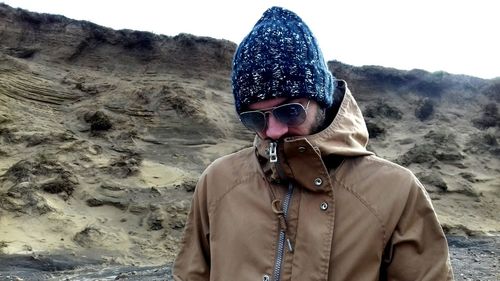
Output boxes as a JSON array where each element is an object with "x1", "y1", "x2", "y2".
[
  {"x1": 209, "y1": 181, "x2": 277, "y2": 279},
  {"x1": 326, "y1": 184, "x2": 386, "y2": 280},
  {"x1": 286, "y1": 188, "x2": 335, "y2": 281}
]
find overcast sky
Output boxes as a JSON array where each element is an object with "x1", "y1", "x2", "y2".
[{"x1": 3, "y1": 0, "x2": 499, "y2": 79}]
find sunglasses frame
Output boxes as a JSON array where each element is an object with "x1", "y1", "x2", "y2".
[{"x1": 239, "y1": 100, "x2": 311, "y2": 132}]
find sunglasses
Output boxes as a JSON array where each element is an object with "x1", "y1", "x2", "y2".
[{"x1": 239, "y1": 100, "x2": 310, "y2": 132}]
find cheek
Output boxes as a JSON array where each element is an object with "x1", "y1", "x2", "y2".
[
  {"x1": 287, "y1": 124, "x2": 312, "y2": 136},
  {"x1": 292, "y1": 108, "x2": 321, "y2": 135}
]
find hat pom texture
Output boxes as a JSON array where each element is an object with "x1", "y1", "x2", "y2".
[{"x1": 232, "y1": 7, "x2": 335, "y2": 113}]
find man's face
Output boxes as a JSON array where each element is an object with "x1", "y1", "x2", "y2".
[{"x1": 246, "y1": 97, "x2": 322, "y2": 140}]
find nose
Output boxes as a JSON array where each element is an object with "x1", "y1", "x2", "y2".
[{"x1": 264, "y1": 113, "x2": 288, "y2": 140}]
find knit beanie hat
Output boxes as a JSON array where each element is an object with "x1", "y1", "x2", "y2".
[{"x1": 232, "y1": 6, "x2": 336, "y2": 113}]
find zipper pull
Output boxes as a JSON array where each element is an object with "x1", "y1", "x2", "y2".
[
  {"x1": 272, "y1": 200, "x2": 288, "y2": 231},
  {"x1": 286, "y1": 238, "x2": 294, "y2": 253},
  {"x1": 269, "y1": 142, "x2": 277, "y2": 163}
]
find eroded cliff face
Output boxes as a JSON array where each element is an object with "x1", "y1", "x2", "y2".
[
  {"x1": 0, "y1": 3, "x2": 235, "y2": 72},
  {"x1": 0, "y1": 3, "x2": 248, "y2": 265},
  {"x1": 0, "y1": 3, "x2": 498, "y2": 266}
]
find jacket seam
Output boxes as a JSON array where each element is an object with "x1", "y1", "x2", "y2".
[
  {"x1": 364, "y1": 154, "x2": 412, "y2": 174},
  {"x1": 334, "y1": 177, "x2": 388, "y2": 246},
  {"x1": 207, "y1": 172, "x2": 261, "y2": 215}
]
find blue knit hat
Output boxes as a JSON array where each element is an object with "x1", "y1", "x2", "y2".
[{"x1": 232, "y1": 6, "x2": 336, "y2": 113}]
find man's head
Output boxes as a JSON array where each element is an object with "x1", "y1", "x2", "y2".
[{"x1": 231, "y1": 6, "x2": 336, "y2": 139}]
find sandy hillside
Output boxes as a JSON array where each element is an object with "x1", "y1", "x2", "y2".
[{"x1": 0, "y1": 3, "x2": 499, "y2": 269}]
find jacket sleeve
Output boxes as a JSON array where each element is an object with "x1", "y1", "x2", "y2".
[
  {"x1": 383, "y1": 176, "x2": 454, "y2": 281},
  {"x1": 173, "y1": 173, "x2": 211, "y2": 281}
]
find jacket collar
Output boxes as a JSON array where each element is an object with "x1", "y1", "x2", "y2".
[{"x1": 254, "y1": 80, "x2": 373, "y2": 191}]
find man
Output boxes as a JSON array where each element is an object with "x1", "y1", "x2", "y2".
[{"x1": 173, "y1": 6, "x2": 454, "y2": 281}]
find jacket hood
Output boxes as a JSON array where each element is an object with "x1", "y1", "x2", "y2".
[{"x1": 255, "y1": 80, "x2": 373, "y2": 159}]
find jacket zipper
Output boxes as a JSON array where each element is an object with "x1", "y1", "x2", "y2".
[
  {"x1": 272, "y1": 181, "x2": 294, "y2": 281},
  {"x1": 269, "y1": 142, "x2": 278, "y2": 163}
]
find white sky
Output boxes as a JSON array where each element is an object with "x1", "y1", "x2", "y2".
[{"x1": 2, "y1": 0, "x2": 500, "y2": 79}]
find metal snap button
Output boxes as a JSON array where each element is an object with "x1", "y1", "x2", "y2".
[
  {"x1": 314, "y1": 177, "x2": 323, "y2": 186},
  {"x1": 298, "y1": 146, "x2": 306, "y2": 152},
  {"x1": 320, "y1": 202, "x2": 328, "y2": 211},
  {"x1": 263, "y1": 274, "x2": 270, "y2": 281}
]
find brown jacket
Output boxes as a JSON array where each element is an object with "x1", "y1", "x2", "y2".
[{"x1": 173, "y1": 81, "x2": 454, "y2": 281}]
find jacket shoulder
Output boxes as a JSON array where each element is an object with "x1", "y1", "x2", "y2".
[
  {"x1": 195, "y1": 147, "x2": 260, "y2": 201},
  {"x1": 348, "y1": 154, "x2": 419, "y2": 189},
  {"x1": 204, "y1": 147, "x2": 257, "y2": 178},
  {"x1": 336, "y1": 155, "x2": 425, "y2": 212}
]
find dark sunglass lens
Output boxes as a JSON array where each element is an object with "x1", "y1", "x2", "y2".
[
  {"x1": 240, "y1": 112, "x2": 266, "y2": 132},
  {"x1": 273, "y1": 103, "x2": 306, "y2": 126}
]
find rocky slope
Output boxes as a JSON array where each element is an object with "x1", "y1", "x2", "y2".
[{"x1": 0, "y1": 2, "x2": 498, "y2": 272}]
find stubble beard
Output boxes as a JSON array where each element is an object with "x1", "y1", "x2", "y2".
[{"x1": 310, "y1": 107, "x2": 327, "y2": 135}]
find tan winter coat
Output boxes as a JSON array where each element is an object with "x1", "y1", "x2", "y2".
[{"x1": 173, "y1": 80, "x2": 454, "y2": 281}]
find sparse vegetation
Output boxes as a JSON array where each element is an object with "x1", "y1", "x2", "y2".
[
  {"x1": 0, "y1": 241, "x2": 8, "y2": 253},
  {"x1": 73, "y1": 227, "x2": 104, "y2": 248},
  {"x1": 105, "y1": 153, "x2": 142, "y2": 178},
  {"x1": 0, "y1": 182, "x2": 55, "y2": 215},
  {"x1": 0, "y1": 127, "x2": 18, "y2": 143},
  {"x1": 0, "y1": 113, "x2": 10, "y2": 124},
  {"x1": 2, "y1": 153, "x2": 63, "y2": 182},
  {"x1": 84, "y1": 111, "x2": 112, "y2": 132},
  {"x1": 147, "y1": 211, "x2": 164, "y2": 231},
  {"x1": 175, "y1": 178, "x2": 198, "y2": 192},
  {"x1": 460, "y1": 172, "x2": 478, "y2": 183},
  {"x1": 174, "y1": 33, "x2": 197, "y2": 48},
  {"x1": 364, "y1": 100, "x2": 403, "y2": 119},
  {"x1": 6, "y1": 47, "x2": 37, "y2": 58},
  {"x1": 396, "y1": 133, "x2": 464, "y2": 167},
  {"x1": 424, "y1": 130, "x2": 458, "y2": 147},
  {"x1": 120, "y1": 30, "x2": 155, "y2": 50},
  {"x1": 465, "y1": 130, "x2": 500, "y2": 155},
  {"x1": 396, "y1": 144, "x2": 437, "y2": 167},
  {"x1": 472, "y1": 103, "x2": 499, "y2": 129},
  {"x1": 40, "y1": 174, "x2": 77, "y2": 197},
  {"x1": 415, "y1": 98, "x2": 435, "y2": 121},
  {"x1": 481, "y1": 78, "x2": 500, "y2": 102},
  {"x1": 365, "y1": 121, "x2": 386, "y2": 138},
  {"x1": 25, "y1": 133, "x2": 51, "y2": 147},
  {"x1": 417, "y1": 171, "x2": 448, "y2": 192}
]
